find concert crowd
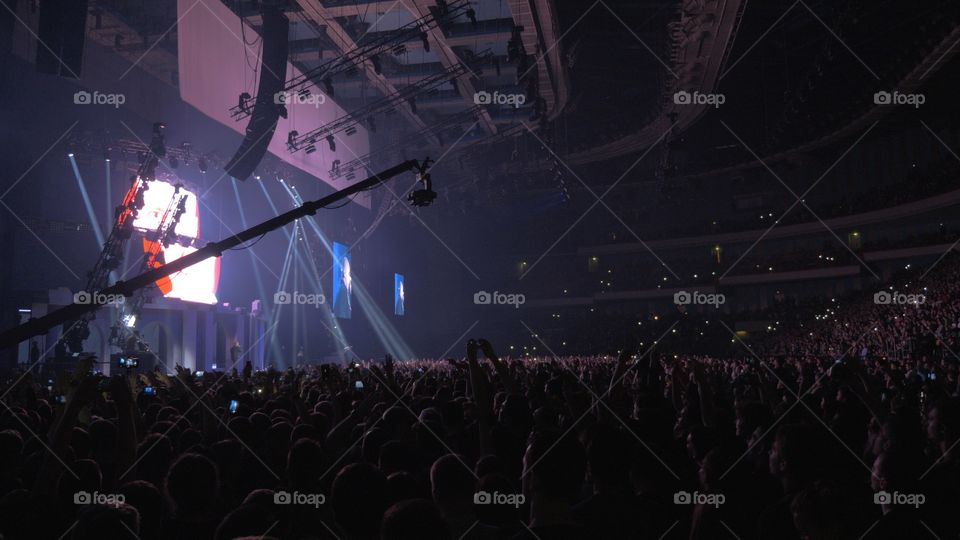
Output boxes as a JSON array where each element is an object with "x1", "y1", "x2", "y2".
[{"x1": 1, "y1": 259, "x2": 959, "y2": 540}]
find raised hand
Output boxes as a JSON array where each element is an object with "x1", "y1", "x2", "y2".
[{"x1": 476, "y1": 338, "x2": 517, "y2": 393}]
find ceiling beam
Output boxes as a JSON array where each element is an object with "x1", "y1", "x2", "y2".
[
  {"x1": 86, "y1": 9, "x2": 179, "y2": 88},
  {"x1": 404, "y1": 0, "x2": 498, "y2": 135},
  {"x1": 292, "y1": 0, "x2": 440, "y2": 144}
]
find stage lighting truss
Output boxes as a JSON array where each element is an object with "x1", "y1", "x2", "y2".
[
  {"x1": 63, "y1": 134, "x2": 166, "y2": 354},
  {"x1": 229, "y1": 0, "x2": 476, "y2": 121},
  {"x1": 287, "y1": 51, "x2": 492, "y2": 153},
  {"x1": 329, "y1": 106, "x2": 484, "y2": 181},
  {"x1": 111, "y1": 187, "x2": 191, "y2": 350}
]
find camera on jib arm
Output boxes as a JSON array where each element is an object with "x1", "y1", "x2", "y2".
[{"x1": 408, "y1": 158, "x2": 437, "y2": 207}]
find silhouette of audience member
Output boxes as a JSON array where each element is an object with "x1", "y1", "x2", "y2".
[{"x1": 332, "y1": 463, "x2": 388, "y2": 540}]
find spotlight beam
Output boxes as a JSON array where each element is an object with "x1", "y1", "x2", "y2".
[
  {"x1": 231, "y1": 177, "x2": 282, "y2": 362},
  {"x1": 280, "y1": 182, "x2": 352, "y2": 364},
  {"x1": 68, "y1": 154, "x2": 106, "y2": 248},
  {"x1": 290, "y1": 187, "x2": 415, "y2": 359},
  {"x1": 104, "y1": 159, "x2": 112, "y2": 233}
]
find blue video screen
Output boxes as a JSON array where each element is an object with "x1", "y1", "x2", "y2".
[
  {"x1": 332, "y1": 242, "x2": 352, "y2": 319},
  {"x1": 394, "y1": 273, "x2": 405, "y2": 316}
]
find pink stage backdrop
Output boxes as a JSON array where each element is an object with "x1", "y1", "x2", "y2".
[{"x1": 177, "y1": 0, "x2": 371, "y2": 207}]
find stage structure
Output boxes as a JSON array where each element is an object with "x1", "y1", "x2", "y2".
[
  {"x1": 0, "y1": 158, "x2": 436, "y2": 349},
  {"x1": 61, "y1": 123, "x2": 221, "y2": 369},
  {"x1": 286, "y1": 53, "x2": 493, "y2": 153},
  {"x1": 228, "y1": 0, "x2": 478, "y2": 121},
  {"x1": 19, "y1": 289, "x2": 264, "y2": 375},
  {"x1": 61, "y1": 123, "x2": 168, "y2": 355},
  {"x1": 329, "y1": 106, "x2": 484, "y2": 182}
]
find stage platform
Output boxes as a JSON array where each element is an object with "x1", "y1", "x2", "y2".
[{"x1": 17, "y1": 287, "x2": 267, "y2": 375}]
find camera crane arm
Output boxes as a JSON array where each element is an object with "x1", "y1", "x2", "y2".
[{"x1": 0, "y1": 159, "x2": 432, "y2": 350}]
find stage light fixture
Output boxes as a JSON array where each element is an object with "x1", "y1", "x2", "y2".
[
  {"x1": 287, "y1": 131, "x2": 299, "y2": 148},
  {"x1": 198, "y1": 157, "x2": 208, "y2": 173},
  {"x1": 466, "y1": 8, "x2": 477, "y2": 28},
  {"x1": 370, "y1": 54, "x2": 381, "y2": 74},
  {"x1": 305, "y1": 144, "x2": 317, "y2": 154},
  {"x1": 345, "y1": 126, "x2": 357, "y2": 136},
  {"x1": 238, "y1": 92, "x2": 252, "y2": 114},
  {"x1": 326, "y1": 135, "x2": 336, "y2": 152},
  {"x1": 420, "y1": 32, "x2": 430, "y2": 52},
  {"x1": 323, "y1": 77, "x2": 334, "y2": 97},
  {"x1": 150, "y1": 123, "x2": 167, "y2": 158}
]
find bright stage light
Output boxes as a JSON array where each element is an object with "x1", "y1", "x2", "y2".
[
  {"x1": 131, "y1": 180, "x2": 200, "y2": 238},
  {"x1": 157, "y1": 243, "x2": 220, "y2": 304},
  {"x1": 130, "y1": 178, "x2": 219, "y2": 305},
  {"x1": 123, "y1": 314, "x2": 137, "y2": 328}
]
